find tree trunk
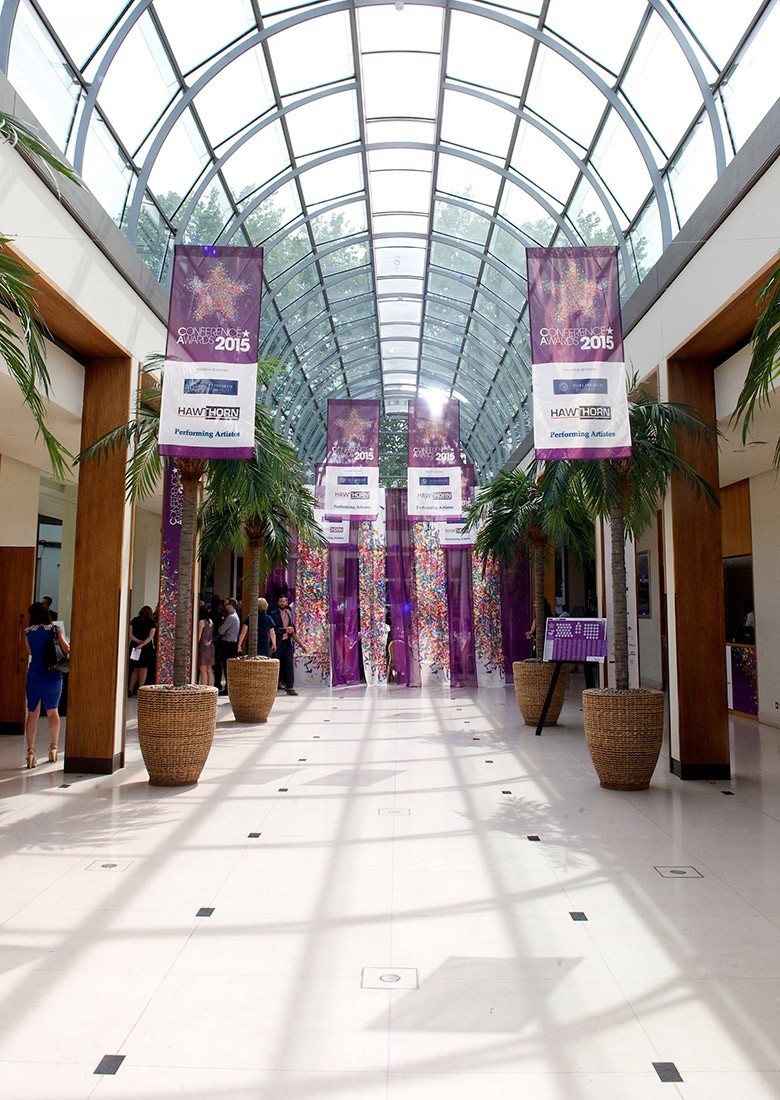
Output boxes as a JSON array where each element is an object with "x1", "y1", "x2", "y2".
[
  {"x1": 533, "y1": 544, "x2": 547, "y2": 659},
  {"x1": 173, "y1": 459, "x2": 205, "y2": 687},
  {"x1": 609, "y1": 500, "x2": 629, "y2": 691},
  {"x1": 244, "y1": 535, "x2": 263, "y2": 658}
]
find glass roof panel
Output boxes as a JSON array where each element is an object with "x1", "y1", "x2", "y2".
[
  {"x1": 371, "y1": 170, "x2": 432, "y2": 215},
  {"x1": 93, "y1": 14, "x2": 178, "y2": 153},
  {"x1": 193, "y1": 47, "x2": 276, "y2": 148},
  {"x1": 447, "y1": 11, "x2": 534, "y2": 95},
  {"x1": 357, "y1": 5, "x2": 443, "y2": 52},
  {"x1": 154, "y1": 0, "x2": 254, "y2": 75},
  {"x1": 147, "y1": 109, "x2": 210, "y2": 201},
  {"x1": 510, "y1": 121, "x2": 580, "y2": 205},
  {"x1": 220, "y1": 122, "x2": 291, "y2": 199},
  {"x1": 441, "y1": 90, "x2": 516, "y2": 159},
  {"x1": 375, "y1": 245, "x2": 426, "y2": 279},
  {"x1": 366, "y1": 120, "x2": 436, "y2": 146},
  {"x1": 525, "y1": 44, "x2": 606, "y2": 149},
  {"x1": 265, "y1": 11, "x2": 353, "y2": 96},
  {"x1": 621, "y1": 13, "x2": 703, "y2": 157},
  {"x1": 545, "y1": 0, "x2": 644, "y2": 74},
  {"x1": 299, "y1": 152, "x2": 363, "y2": 207},
  {"x1": 285, "y1": 89, "x2": 360, "y2": 157},
  {"x1": 672, "y1": 0, "x2": 760, "y2": 68},
  {"x1": 436, "y1": 154, "x2": 501, "y2": 208},
  {"x1": 362, "y1": 53, "x2": 440, "y2": 119},
  {"x1": 590, "y1": 108, "x2": 655, "y2": 216}
]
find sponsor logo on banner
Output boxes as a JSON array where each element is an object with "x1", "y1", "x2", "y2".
[
  {"x1": 526, "y1": 246, "x2": 631, "y2": 460},
  {"x1": 160, "y1": 245, "x2": 263, "y2": 459},
  {"x1": 323, "y1": 466, "x2": 380, "y2": 518},
  {"x1": 408, "y1": 466, "x2": 462, "y2": 518}
]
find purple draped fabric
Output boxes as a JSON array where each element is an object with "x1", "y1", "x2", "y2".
[
  {"x1": 499, "y1": 546, "x2": 534, "y2": 678},
  {"x1": 329, "y1": 525, "x2": 361, "y2": 686},
  {"x1": 445, "y1": 546, "x2": 477, "y2": 688},
  {"x1": 386, "y1": 488, "x2": 421, "y2": 687}
]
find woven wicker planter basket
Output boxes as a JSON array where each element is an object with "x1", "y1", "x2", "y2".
[
  {"x1": 227, "y1": 657, "x2": 280, "y2": 723},
  {"x1": 512, "y1": 660, "x2": 567, "y2": 726},
  {"x1": 136, "y1": 684, "x2": 218, "y2": 786},
  {"x1": 582, "y1": 688, "x2": 665, "y2": 791}
]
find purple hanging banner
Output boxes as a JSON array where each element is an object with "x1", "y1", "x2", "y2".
[
  {"x1": 156, "y1": 463, "x2": 190, "y2": 685},
  {"x1": 329, "y1": 527, "x2": 361, "y2": 686},
  {"x1": 526, "y1": 246, "x2": 631, "y2": 461},
  {"x1": 499, "y1": 548, "x2": 533, "y2": 678},
  {"x1": 445, "y1": 546, "x2": 477, "y2": 688},
  {"x1": 159, "y1": 244, "x2": 264, "y2": 460},
  {"x1": 323, "y1": 399, "x2": 380, "y2": 519},
  {"x1": 408, "y1": 399, "x2": 462, "y2": 519},
  {"x1": 386, "y1": 488, "x2": 421, "y2": 687}
]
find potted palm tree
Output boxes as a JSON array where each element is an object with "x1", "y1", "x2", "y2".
[
  {"x1": 77, "y1": 364, "x2": 305, "y2": 782},
  {"x1": 732, "y1": 260, "x2": 780, "y2": 460},
  {"x1": 200, "y1": 444, "x2": 321, "y2": 723},
  {"x1": 1, "y1": 113, "x2": 81, "y2": 477},
  {"x1": 543, "y1": 379, "x2": 718, "y2": 789},
  {"x1": 465, "y1": 465, "x2": 593, "y2": 726}
]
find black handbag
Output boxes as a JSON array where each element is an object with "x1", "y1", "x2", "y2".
[{"x1": 43, "y1": 632, "x2": 70, "y2": 674}]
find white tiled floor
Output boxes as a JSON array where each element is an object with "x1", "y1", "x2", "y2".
[{"x1": 3, "y1": 678, "x2": 780, "y2": 1098}]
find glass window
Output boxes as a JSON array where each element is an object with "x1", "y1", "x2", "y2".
[
  {"x1": 721, "y1": 5, "x2": 780, "y2": 152},
  {"x1": 285, "y1": 89, "x2": 360, "y2": 157},
  {"x1": 155, "y1": 0, "x2": 254, "y2": 75},
  {"x1": 447, "y1": 11, "x2": 533, "y2": 95},
  {"x1": 621, "y1": 12, "x2": 702, "y2": 158},
  {"x1": 8, "y1": 3, "x2": 82, "y2": 153},
  {"x1": 362, "y1": 53, "x2": 440, "y2": 119},
  {"x1": 441, "y1": 89, "x2": 516, "y2": 159},
  {"x1": 266, "y1": 12, "x2": 353, "y2": 97},
  {"x1": 194, "y1": 47, "x2": 276, "y2": 149}
]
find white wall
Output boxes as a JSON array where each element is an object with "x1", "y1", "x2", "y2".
[
  {"x1": 749, "y1": 471, "x2": 780, "y2": 728},
  {"x1": 131, "y1": 506, "x2": 162, "y2": 617},
  {"x1": 636, "y1": 515, "x2": 663, "y2": 690}
]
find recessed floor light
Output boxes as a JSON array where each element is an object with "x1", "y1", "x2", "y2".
[{"x1": 361, "y1": 967, "x2": 418, "y2": 989}]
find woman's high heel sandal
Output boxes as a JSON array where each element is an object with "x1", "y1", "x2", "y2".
[
  {"x1": 26, "y1": 750, "x2": 37, "y2": 769},
  {"x1": 48, "y1": 746, "x2": 58, "y2": 763}
]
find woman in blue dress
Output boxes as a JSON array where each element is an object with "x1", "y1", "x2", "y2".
[{"x1": 24, "y1": 601, "x2": 70, "y2": 768}]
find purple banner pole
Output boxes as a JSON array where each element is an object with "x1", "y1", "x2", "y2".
[
  {"x1": 386, "y1": 488, "x2": 421, "y2": 687},
  {"x1": 329, "y1": 526, "x2": 361, "y2": 686},
  {"x1": 156, "y1": 463, "x2": 190, "y2": 685},
  {"x1": 445, "y1": 546, "x2": 477, "y2": 688}
]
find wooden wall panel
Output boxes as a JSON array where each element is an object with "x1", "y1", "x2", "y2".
[
  {"x1": 64, "y1": 355, "x2": 133, "y2": 772},
  {"x1": 720, "y1": 480, "x2": 752, "y2": 558},
  {"x1": 667, "y1": 356, "x2": 730, "y2": 778},
  {"x1": 0, "y1": 547, "x2": 35, "y2": 734}
]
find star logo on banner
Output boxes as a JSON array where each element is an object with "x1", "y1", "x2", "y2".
[
  {"x1": 337, "y1": 407, "x2": 373, "y2": 444},
  {"x1": 186, "y1": 262, "x2": 250, "y2": 322},
  {"x1": 420, "y1": 418, "x2": 451, "y2": 447},
  {"x1": 542, "y1": 259, "x2": 601, "y2": 322}
]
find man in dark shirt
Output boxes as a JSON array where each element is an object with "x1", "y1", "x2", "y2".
[{"x1": 271, "y1": 595, "x2": 297, "y2": 695}]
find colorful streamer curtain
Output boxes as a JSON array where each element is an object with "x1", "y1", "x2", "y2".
[
  {"x1": 296, "y1": 536, "x2": 330, "y2": 684},
  {"x1": 445, "y1": 546, "x2": 477, "y2": 688},
  {"x1": 413, "y1": 521, "x2": 449, "y2": 684},
  {"x1": 329, "y1": 525, "x2": 361, "y2": 686},
  {"x1": 471, "y1": 552, "x2": 505, "y2": 685},
  {"x1": 358, "y1": 517, "x2": 387, "y2": 684},
  {"x1": 385, "y1": 488, "x2": 421, "y2": 687}
]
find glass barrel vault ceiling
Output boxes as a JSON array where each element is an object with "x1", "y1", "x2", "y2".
[{"x1": 2, "y1": 0, "x2": 778, "y2": 477}]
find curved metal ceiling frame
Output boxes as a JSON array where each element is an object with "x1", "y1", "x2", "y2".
[{"x1": 14, "y1": 0, "x2": 739, "y2": 473}]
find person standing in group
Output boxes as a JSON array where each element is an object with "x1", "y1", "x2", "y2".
[
  {"x1": 271, "y1": 594, "x2": 298, "y2": 695},
  {"x1": 238, "y1": 596, "x2": 277, "y2": 658},
  {"x1": 128, "y1": 605, "x2": 156, "y2": 696},
  {"x1": 217, "y1": 597, "x2": 240, "y2": 694},
  {"x1": 210, "y1": 595, "x2": 226, "y2": 691},
  {"x1": 23, "y1": 601, "x2": 70, "y2": 768},
  {"x1": 197, "y1": 606, "x2": 215, "y2": 685}
]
